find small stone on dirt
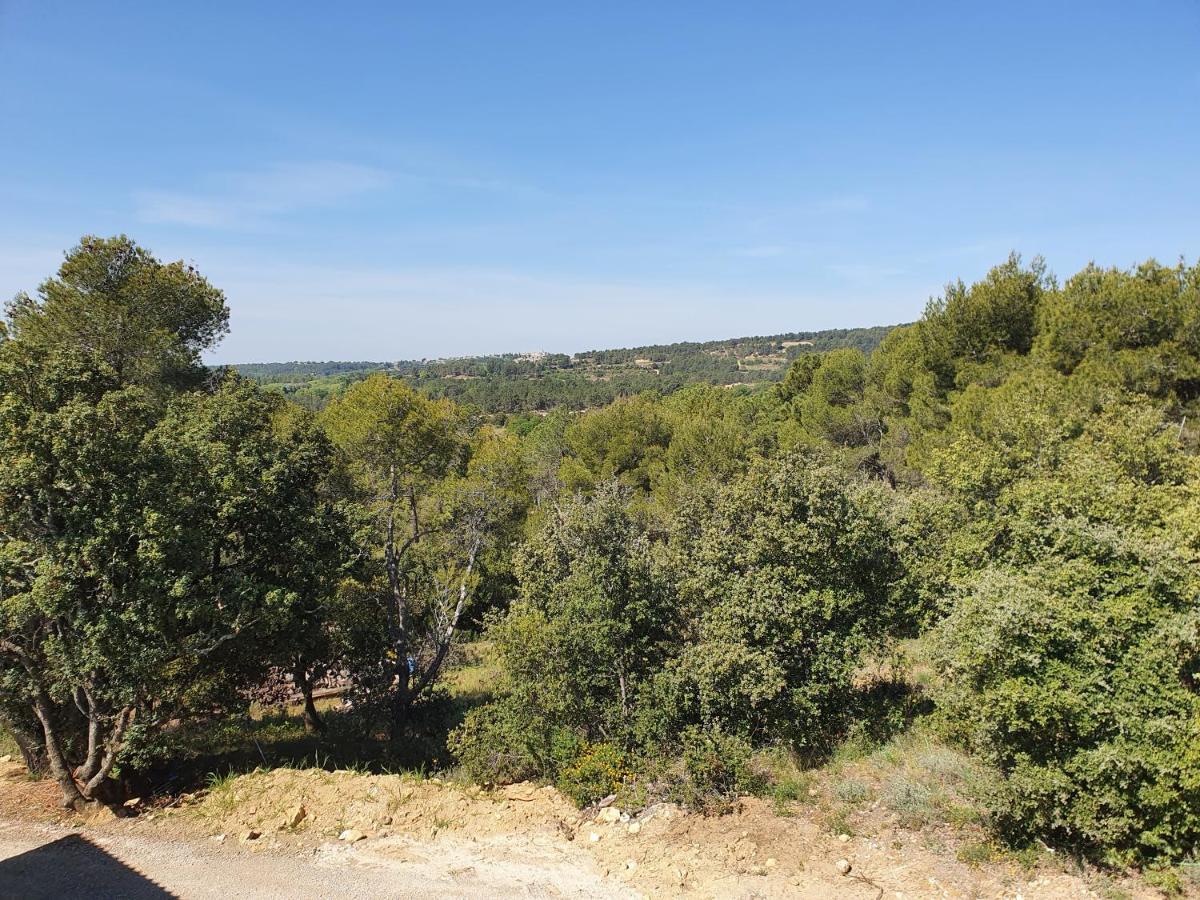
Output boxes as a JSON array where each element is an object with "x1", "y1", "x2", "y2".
[
  {"x1": 838, "y1": 833, "x2": 850, "y2": 843},
  {"x1": 339, "y1": 829, "x2": 366, "y2": 843},
  {"x1": 836, "y1": 858, "x2": 852, "y2": 876},
  {"x1": 0, "y1": 754, "x2": 11, "y2": 763},
  {"x1": 285, "y1": 805, "x2": 307, "y2": 828},
  {"x1": 241, "y1": 829, "x2": 261, "y2": 842},
  {"x1": 597, "y1": 806, "x2": 622, "y2": 824},
  {"x1": 588, "y1": 831, "x2": 600, "y2": 843},
  {"x1": 627, "y1": 821, "x2": 641, "y2": 835}
]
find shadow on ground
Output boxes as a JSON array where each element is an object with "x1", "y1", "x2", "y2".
[{"x1": 0, "y1": 833, "x2": 176, "y2": 899}]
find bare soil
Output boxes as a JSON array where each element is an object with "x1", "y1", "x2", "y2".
[{"x1": 0, "y1": 757, "x2": 1162, "y2": 898}]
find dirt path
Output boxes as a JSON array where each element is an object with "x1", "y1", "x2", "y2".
[{"x1": 0, "y1": 817, "x2": 627, "y2": 899}]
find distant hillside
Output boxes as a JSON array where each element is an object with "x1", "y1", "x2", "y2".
[{"x1": 234, "y1": 324, "x2": 898, "y2": 413}]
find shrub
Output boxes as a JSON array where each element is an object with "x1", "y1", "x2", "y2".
[
  {"x1": 932, "y1": 558, "x2": 1200, "y2": 865},
  {"x1": 668, "y1": 728, "x2": 764, "y2": 814},
  {"x1": 446, "y1": 701, "x2": 542, "y2": 785},
  {"x1": 642, "y1": 452, "x2": 907, "y2": 755},
  {"x1": 556, "y1": 742, "x2": 630, "y2": 807}
]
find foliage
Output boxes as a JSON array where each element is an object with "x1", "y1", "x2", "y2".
[
  {"x1": 642, "y1": 452, "x2": 907, "y2": 754},
  {"x1": 555, "y1": 742, "x2": 631, "y2": 807},
  {"x1": 0, "y1": 237, "x2": 347, "y2": 806}
]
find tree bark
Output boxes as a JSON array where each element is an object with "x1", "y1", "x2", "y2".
[
  {"x1": 0, "y1": 710, "x2": 48, "y2": 777},
  {"x1": 293, "y1": 658, "x2": 324, "y2": 734},
  {"x1": 31, "y1": 691, "x2": 84, "y2": 808}
]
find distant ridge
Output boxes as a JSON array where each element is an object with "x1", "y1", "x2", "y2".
[{"x1": 234, "y1": 324, "x2": 899, "y2": 413}]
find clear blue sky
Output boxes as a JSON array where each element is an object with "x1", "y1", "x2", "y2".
[{"x1": 2, "y1": 1, "x2": 1197, "y2": 363}]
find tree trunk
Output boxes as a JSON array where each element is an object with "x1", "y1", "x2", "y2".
[
  {"x1": 384, "y1": 464, "x2": 411, "y2": 733},
  {"x1": 293, "y1": 659, "x2": 324, "y2": 734},
  {"x1": 0, "y1": 710, "x2": 48, "y2": 777},
  {"x1": 31, "y1": 693, "x2": 85, "y2": 808}
]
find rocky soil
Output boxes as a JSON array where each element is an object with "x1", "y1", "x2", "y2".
[{"x1": 0, "y1": 756, "x2": 1162, "y2": 899}]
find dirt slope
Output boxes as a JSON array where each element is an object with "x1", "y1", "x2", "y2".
[{"x1": 0, "y1": 758, "x2": 1160, "y2": 899}]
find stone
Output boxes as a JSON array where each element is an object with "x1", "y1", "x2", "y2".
[
  {"x1": 0, "y1": 754, "x2": 12, "y2": 763},
  {"x1": 765, "y1": 858, "x2": 777, "y2": 868},
  {"x1": 624, "y1": 859, "x2": 637, "y2": 872},
  {"x1": 588, "y1": 831, "x2": 601, "y2": 843},
  {"x1": 122, "y1": 797, "x2": 142, "y2": 809},
  {"x1": 211, "y1": 833, "x2": 226, "y2": 844},
  {"x1": 597, "y1": 806, "x2": 622, "y2": 824},
  {"x1": 836, "y1": 859, "x2": 852, "y2": 876},
  {"x1": 241, "y1": 829, "x2": 261, "y2": 842},
  {"x1": 285, "y1": 805, "x2": 307, "y2": 828},
  {"x1": 627, "y1": 821, "x2": 641, "y2": 835},
  {"x1": 838, "y1": 833, "x2": 850, "y2": 843},
  {"x1": 339, "y1": 829, "x2": 366, "y2": 843}
]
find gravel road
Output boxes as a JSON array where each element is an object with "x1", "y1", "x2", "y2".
[{"x1": 0, "y1": 818, "x2": 626, "y2": 899}]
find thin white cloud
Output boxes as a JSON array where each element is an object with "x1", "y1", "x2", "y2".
[{"x1": 135, "y1": 161, "x2": 393, "y2": 227}]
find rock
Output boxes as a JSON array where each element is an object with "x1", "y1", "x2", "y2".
[
  {"x1": 627, "y1": 821, "x2": 641, "y2": 835},
  {"x1": 0, "y1": 754, "x2": 12, "y2": 763},
  {"x1": 339, "y1": 829, "x2": 366, "y2": 843},
  {"x1": 285, "y1": 805, "x2": 307, "y2": 828},
  {"x1": 619, "y1": 812, "x2": 630, "y2": 823},
  {"x1": 838, "y1": 833, "x2": 850, "y2": 843},
  {"x1": 504, "y1": 783, "x2": 538, "y2": 802},
  {"x1": 122, "y1": 797, "x2": 142, "y2": 809},
  {"x1": 624, "y1": 859, "x2": 637, "y2": 872},
  {"x1": 378, "y1": 815, "x2": 392, "y2": 826},
  {"x1": 765, "y1": 857, "x2": 777, "y2": 868},
  {"x1": 588, "y1": 831, "x2": 601, "y2": 843},
  {"x1": 835, "y1": 858, "x2": 852, "y2": 876},
  {"x1": 597, "y1": 794, "x2": 617, "y2": 808},
  {"x1": 597, "y1": 806, "x2": 622, "y2": 824},
  {"x1": 241, "y1": 829, "x2": 261, "y2": 842}
]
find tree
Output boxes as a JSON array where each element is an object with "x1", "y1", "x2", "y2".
[
  {"x1": 5, "y1": 235, "x2": 228, "y2": 391},
  {"x1": 449, "y1": 483, "x2": 676, "y2": 781},
  {"x1": 643, "y1": 451, "x2": 905, "y2": 754},
  {"x1": 321, "y1": 374, "x2": 471, "y2": 725},
  {"x1": 0, "y1": 238, "x2": 344, "y2": 806}
]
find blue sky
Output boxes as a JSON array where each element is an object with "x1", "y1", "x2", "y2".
[{"x1": 2, "y1": 1, "x2": 1198, "y2": 363}]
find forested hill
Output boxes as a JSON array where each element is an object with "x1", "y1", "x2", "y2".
[{"x1": 234, "y1": 324, "x2": 896, "y2": 413}]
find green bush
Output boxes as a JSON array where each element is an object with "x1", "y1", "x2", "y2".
[
  {"x1": 641, "y1": 452, "x2": 907, "y2": 755},
  {"x1": 446, "y1": 701, "x2": 543, "y2": 785},
  {"x1": 933, "y1": 555, "x2": 1200, "y2": 865},
  {"x1": 669, "y1": 728, "x2": 764, "y2": 813},
  {"x1": 556, "y1": 742, "x2": 630, "y2": 807}
]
